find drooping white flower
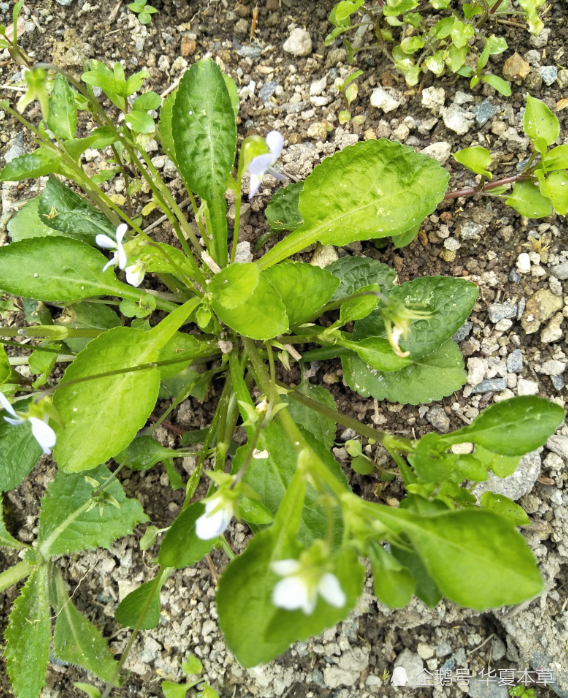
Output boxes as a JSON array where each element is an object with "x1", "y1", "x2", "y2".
[
  {"x1": 0, "y1": 393, "x2": 56, "y2": 455},
  {"x1": 195, "y1": 496, "x2": 234, "y2": 540},
  {"x1": 271, "y1": 559, "x2": 346, "y2": 615},
  {"x1": 248, "y1": 130, "x2": 286, "y2": 199},
  {"x1": 125, "y1": 260, "x2": 147, "y2": 288},
  {"x1": 96, "y1": 223, "x2": 128, "y2": 272}
]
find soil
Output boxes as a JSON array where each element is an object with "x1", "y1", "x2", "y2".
[{"x1": 1, "y1": 0, "x2": 568, "y2": 697}]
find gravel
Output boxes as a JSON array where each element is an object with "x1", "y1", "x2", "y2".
[{"x1": 283, "y1": 28, "x2": 313, "y2": 56}]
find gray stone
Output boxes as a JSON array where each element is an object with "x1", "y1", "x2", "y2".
[
  {"x1": 552, "y1": 374, "x2": 565, "y2": 390},
  {"x1": 488, "y1": 302, "x2": 517, "y2": 324},
  {"x1": 469, "y1": 678, "x2": 508, "y2": 698},
  {"x1": 427, "y1": 406, "x2": 450, "y2": 433},
  {"x1": 454, "y1": 648, "x2": 467, "y2": 665},
  {"x1": 393, "y1": 649, "x2": 423, "y2": 688},
  {"x1": 507, "y1": 349, "x2": 523, "y2": 374},
  {"x1": 442, "y1": 104, "x2": 475, "y2": 135},
  {"x1": 472, "y1": 378, "x2": 507, "y2": 394},
  {"x1": 453, "y1": 321, "x2": 473, "y2": 342},
  {"x1": 310, "y1": 75, "x2": 327, "y2": 96},
  {"x1": 370, "y1": 87, "x2": 401, "y2": 113},
  {"x1": 233, "y1": 241, "x2": 253, "y2": 264},
  {"x1": 460, "y1": 221, "x2": 483, "y2": 240},
  {"x1": 517, "y1": 297, "x2": 526, "y2": 320},
  {"x1": 436, "y1": 641, "x2": 452, "y2": 658},
  {"x1": 442, "y1": 657, "x2": 455, "y2": 671},
  {"x1": 281, "y1": 101, "x2": 309, "y2": 114},
  {"x1": 420, "y1": 142, "x2": 452, "y2": 164},
  {"x1": 509, "y1": 268, "x2": 521, "y2": 283},
  {"x1": 259, "y1": 80, "x2": 278, "y2": 102},
  {"x1": 283, "y1": 28, "x2": 312, "y2": 57},
  {"x1": 323, "y1": 665, "x2": 359, "y2": 688},
  {"x1": 518, "y1": 378, "x2": 539, "y2": 395},
  {"x1": 541, "y1": 313, "x2": 564, "y2": 344},
  {"x1": 4, "y1": 133, "x2": 25, "y2": 163},
  {"x1": 530, "y1": 27, "x2": 550, "y2": 48},
  {"x1": 340, "y1": 428, "x2": 357, "y2": 442},
  {"x1": 338, "y1": 647, "x2": 370, "y2": 673},
  {"x1": 472, "y1": 98, "x2": 498, "y2": 127},
  {"x1": 311, "y1": 244, "x2": 338, "y2": 268},
  {"x1": 546, "y1": 434, "x2": 568, "y2": 461},
  {"x1": 55, "y1": 0, "x2": 74, "y2": 4},
  {"x1": 491, "y1": 637, "x2": 507, "y2": 661},
  {"x1": 473, "y1": 450, "x2": 541, "y2": 501},
  {"x1": 541, "y1": 360, "x2": 566, "y2": 376},
  {"x1": 540, "y1": 65, "x2": 558, "y2": 86},
  {"x1": 521, "y1": 288, "x2": 563, "y2": 334},
  {"x1": 422, "y1": 86, "x2": 446, "y2": 113},
  {"x1": 237, "y1": 45, "x2": 261, "y2": 59},
  {"x1": 550, "y1": 262, "x2": 568, "y2": 280}
]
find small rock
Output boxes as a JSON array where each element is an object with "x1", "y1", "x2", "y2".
[
  {"x1": 417, "y1": 116, "x2": 439, "y2": 134},
  {"x1": 422, "y1": 86, "x2": 445, "y2": 114},
  {"x1": 266, "y1": 0, "x2": 280, "y2": 9},
  {"x1": 524, "y1": 71, "x2": 543, "y2": 92},
  {"x1": 541, "y1": 313, "x2": 564, "y2": 344},
  {"x1": 427, "y1": 406, "x2": 450, "y2": 433},
  {"x1": 516, "y1": 252, "x2": 532, "y2": 274},
  {"x1": 495, "y1": 318, "x2": 513, "y2": 332},
  {"x1": 392, "y1": 123, "x2": 410, "y2": 142},
  {"x1": 473, "y1": 450, "x2": 541, "y2": 501},
  {"x1": 507, "y1": 350, "x2": 523, "y2": 374},
  {"x1": 394, "y1": 649, "x2": 423, "y2": 688},
  {"x1": 547, "y1": 435, "x2": 568, "y2": 461},
  {"x1": 338, "y1": 647, "x2": 370, "y2": 673},
  {"x1": 558, "y1": 69, "x2": 568, "y2": 89},
  {"x1": 454, "y1": 91, "x2": 474, "y2": 105},
  {"x1": 469, "y1": 678, "x2": 508, "y2": 698},
  {"x1": 181, "y1": 36, "x2": 197, "y2": 57},
  {"x1": 521, "y1": 288, "x2": 563, "y2": 334},
  {"x1": 4, "y1": 134, "x2": 25, "y2": 163},
  {"x1": 467, "y1": 357, "x2": 487, "y2": 386},
  {"x1": 451, "y1": 442, "x2": 474, "y2": 454},
  {"x1": 453, "y1": 321, "x2": 472, "y2": 342},
  {"x1": 530, "y1": 27, "x2": 550, "y2": 49},
  {"x1": 540, "y1": 65, "x2": 558, "y2": 86},
  {"x1": 503, "y1": 53, "x2": 531, "y2": 80},
  {"x1": 550, "y1": 262, "x2": 568, "y2": 280},
  {"x1": 517, "y1": 378, "x2": 539, "y2": 396},
  {"x1": 492, "y1": 637, "x2": 507, "y2": 661},
  {"x1": 460, "y1": 221, "x2": 483, "y2": 240},
  {"x1": 436, "y1": 641, "x2": 452, "y2": 658},
  {"x1": 440, "y1": 249, "x2": 456, "y2": 263},
  {"x1": 259, "y1": 80, "x2": 278, "y2": 102},
  {"x1": 323, "y1": 665, "x2": 358, "y2": 688},
  {"x1": 283, "y1": 28, "x2": 312, "y2": 56},
  {"x1": 472, "y1": 99, "x2": 498, "y2": 128},
  {"x1": 310, "y1": 75, "x2": 327, "y2": 96},
  {"x1": 420, "y1": 142, "x2": 452, "y2": 165},
  {"x1": 233, "y1": 241, "x2": 253, "y2": 264},
  {"x1": 370, "y1": 87, "x2": 400, "y2": 113},
  {"x1": 442, "y1": 104, "x2": 475, "y2": 135},
  {"x1": 509, "y1": 268, "x2": 521, "y2": 282},
  {"x1": 307, "y1": 122, "x2": 327, "y2": 140},
  {"x1": 552, "y1": 374, "x2": 565, "y2": 390},
  {"x1": 488, "y1": 302, "x2": 517, "y2": 324},
  {"x1": 417, "y1": 643, "x2": 434, "y2": 660},
  {"x1": 340, "y1": 428, "x2": 357, "y2": 441},
  {"x1": 541, "y1": 360, "x2": 566, "y2": 376},
  {"x1": 472, "y1": 378, "x2": 508, "y2": 394},
  {"x1": 444, "y1": 237, "x2": 461, "y2": 251},
  {"x1": 311, "y1": 244, "x2": 338, "y2": 268},
  {"x1": 55, "y1": 0, "x2": 74, "y2": 4}
]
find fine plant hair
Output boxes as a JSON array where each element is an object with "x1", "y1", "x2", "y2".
[{"x1": 0, "y1": 3, "x2": 566, "y2": 697}]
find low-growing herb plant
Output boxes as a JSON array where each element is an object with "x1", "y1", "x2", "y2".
[
  {"x1": 0, "y1": 25, "x2": 565, "y2": 697},
  {"x1": 127, "y1": 0, "x2": 158, "y2": 25},
  {"x1": 325, "y1": 0, "x2": 545, "y2": 92}
]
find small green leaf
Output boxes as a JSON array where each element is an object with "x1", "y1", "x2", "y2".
[
  {"x1": 239, "y1": 496, "x2": 275, "y2": 525},
  {"x1": 161, "y1": 683, "x2": 191, "y2": 698},
  {"x1": 0, "y1": 397, "x2": 42, "y2": 492},
  {"x1": 451, "y1": 20, "x2": 475, "y2": 49},
  {"x1": 48, "y1": 74, "x2": 77, "y2": 140},
  {"x1": 52, "y1": 569, "x2": 118, "y2": 682},
  {"x1": 125, "y1": 109, "x2": 155, "y2": 134},
  {"x1": 429, "y1": 0, "x2": 451, "y2": 7},
  {"x1": 351, "y1": 454, "x2": 374, "y2": 474},
  {"x1": 7, "y1": 196, "x2": 54, "y2": 241},
  {"x1": 342, "y1": 340, "x2": 466, "y2": 405},
  {"x1": 473, "y1": 445, "x2": 521, "y2": 478},
  {"x1": 543, "y1": 144, "x2": 568, "y2": 170},
  {"x1": 285, "y1": 381, "x2": 338, "y2": 449},
  {"x1": 0, "y1": 149, "x2": 61, "y2": 181},
  {"x1": 453, "y1": 147, "x2": 492, "y2": 179},
  {"x1": 337, "y1": 283, "x2": 379, "y2": 326},
  {"x1": 82, "y1": 61, "x2": 126, "y2": 99},
  {"x1": 209, "y1": 262, "x2": 260, "y2": 309},
  {"x1": 73, "y1": 684, "x2": 102, "y2": 698},
  {"x1": 159, "y1": 502, "x2": 217, "y2": 568},
  {"x1": 37, "y1": 464, "x2": 148, "y2": 556},
  {"x1": 339, "y1": 335, "x2": 412, "y2": 372},
  {"x1": 480, "y1": 491, "x2": 530, "y2": 526},
  {"x1": 5, "y1": 565, "x2": 51, "y2": 698},
  {"x1": 132, "y1": 91, "x2": 161, "y2": 111},
  {"x1": 424, "y1": 50, "x2": 445, "y2": 76},
  {"x1": 263, "y1": 261, "x2": 339, "y2": 326},
  {"x1": 223, "y1": 73, "x2": 239, "y2": 117},
  {"x1": 115, "y1": 435, "x2": 180, "y2": 471},
  {"x1": 524, "y1": 94, "x2": 560, "y2": 146},
  {"x1": 115, "y1": 570, "x2": 168, "y2": 630},
  {"x1": 88, "y1": 125, "x2": 119, "y2": 149},
  {"x1": 265, "y1": 182, "x2": 304, "y2": 232},
  {"x1": 182, "y1": 654, "x2": 203, "y2": 675},
  {"x1": 478, "y1": 34, "x2": 508, "y2": 71},
  {"x1": 39, "y1": 175, "x2": 116, "y2": 244},
  {"x1": 505, "y1": 180, "x2": 553, "y2": 218},
  {"x1": 481, "y1": 74, "x2": 511, "y2": 97},
  {"x1": 368, "y1": 540, "x2": 415, "y2": 608},
  {"x1": 58, "y1": 300, "x2": 121, "y2": 353},
  {"x1": 326, "y1": 256, "x2": 396, "y2": 301},
  {"x1": 432, "y1": 16, "x2": 454, "y2": 38},
  {"x1": 446, "y1": 44, "x2": 469, "y2": 72},
  {"x1": 0, "y1": 497, "x2": 26, "y2": 549},
  {"x1": 540, "y1": 170, "x2": 568, "y2": 215}
]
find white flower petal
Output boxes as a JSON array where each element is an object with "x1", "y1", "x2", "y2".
[
  {"x1": 266, "y1": 130, "x2": 284, "y2": 158},
  {"x1": 271, "y1": 559, "x2": 301, "y2": 576},
  {"x1": 266, "y1": 166, "x2": 287, "y2": 181},
  {"x1": 0, "y1": 392, "x2": 17, "y2": 417},
  {"x1": 103, "y1": 254, "x2": 118, "y2": 273},
  {"x1": 318, "y1": 573, "x2": 346, "y2": 608},
  {"x1": 4, "y1": 416, "x2": 24, "y2": 426},
  {"x1": 116, "y1": 223, "x2": 128, "y2": 243},
  {"x1": 248, "y1": 173, "x2": 263, "y2": 199},
  {"x1": 29, "y1": 417, "x2": 56, "y2": 455},
  {"x1": 272, "y1": 576, "x2": 309, "y2": 611},
  {"x1": 195, "y1": 504, "x2": 232, "y2": 540},
  {"x1": 117, "y1": 244, "x2": 128, "y2": 271},
  {"x1": 248, "y1": 152, "x2": 274, "y2": 176},
  {"x1": 125, "y1": 264, "x2": 145, "y2": 287},
  {"x1": 302, "y1": 589, "x2": 318, "y2": 615},
  {"x1": 95, "y1": 234, "x2": 117, "y2": 250}
]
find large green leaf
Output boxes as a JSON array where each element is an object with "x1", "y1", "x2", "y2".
[
  {"x1": 158, "y1": 502, "x2": 216, "y2": 568},
  {"x1": 263, "y1": 262, "x2": 339, "y2": 326},
  {"x1": 265, "y1": 182, "x2": 304, "y2": 231},
  {"x1": 506, "y1": 180, "x2": 553, "y2": 218},
  {"x1": 0, "y1": 237, "x2": 144, "y2": 304},
  {"x1": 342, "y1": 339, "x2": 466, "y2": 405},
  {"x1": 326, "y1": 256, "x2": 396, "y2": 301},
  {"x1": 368, "y1": 541, "x2": 415, "y2": 609},
  {"x1": 53, "y1": 327, "x2": 161, "y2": 472},
  {"x1": 115, "y1": 569, "x2": 169, "y2": 630},
  {"x1": 158, "y1": 88, "x2": 178, "y2": 162},
  {"x1": 0, "y1": 149, "x2": 62, "y2": 181},
  {"x1": 38, "y1": 175, "x2": 116, "y2": 243},
  {"x1": 372, "y1": 507, "x2": 543, "y2": 609},
  {"x1": 4, "y1": 565, "x2": 51, "y2": 698},
  {"x1": 235, "y1": 421, "x2": 346, "y2": 548},
  {"x1": 443, "y1": 396, "x2": 565, "y2": 456},
  {"x1": 7, "y1": 197, "x2": 53, "y2": 241},
  {"x1": 0, "y1": 399, "x2": 42, "y2": 491},
  {"x1": 52, "y1": 569, "x2": 117, "y2": 682},
  {"x1": 354, "y1": 276, "x2": 478, "y2": 360},
  {"x1": 523, "y1": 94, "x2": 560, "y2": 146},
  {"x1": 285, "y1": 381, "x2": 338, "y2": 449},
  {"x1": 47, "y1": 75, "x2": 77, "y2": 141},
  {"x1": 37, "y1": 464, "x2": 148, "y2": 557},
  {"x1": 0, "y1": 497, "x2": 26, "y2": 550},
  {"x1": 259, "y1": 140, "x2": 449, "y2": 268},
  {"x1": 172, "y1": 59, "x2": 236, "y2": 267}
]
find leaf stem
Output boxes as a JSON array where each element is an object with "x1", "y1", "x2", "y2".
[{"x1": 444, "y1": 174, "x2": 530, "y2": 200}]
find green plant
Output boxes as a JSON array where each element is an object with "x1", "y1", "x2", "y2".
[
  {"x1": 325, "y1": 0, "x2": 545, "y2": 92},
  {"x1": 0, "y1": 44, "x2": 565, "y2": 698},
  {"x1": 127, "y1": 0, "x2": 158, "y2": 25}
]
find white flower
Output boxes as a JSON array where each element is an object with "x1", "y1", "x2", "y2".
[
  {"x1": 0, "y1": 393, "x2": 56, "y2": 455},
  {"x1": 271, "y1": 559, "x2": 346, "y2": 615},
  {"x1": 125, "y1": 260, "x2": 146, "y2": 288},
  {"x1": 248, "y1": 130, "x2": 286, "y2": 199},
  {"x1": 96, "y1": 223, "x2": 128, "y2": 272},
  {"x1": 195, "y1": 497, "x2": 234, "y2": 540}
]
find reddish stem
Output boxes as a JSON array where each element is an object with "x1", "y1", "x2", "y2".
[
  {"x1": 444, "y1": 174, "x2": 525, "y2": 200},
  {"x1": 149, "y1": 414, "x2": 186, "y2": 436},
  {"x1": 490, "y1": 0, "x2": 506, "y2": 15}
]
